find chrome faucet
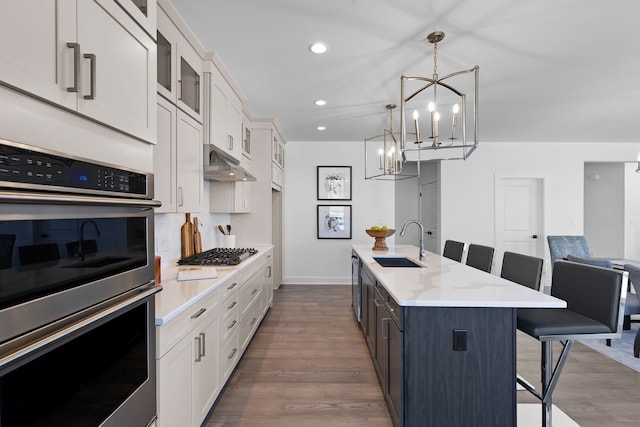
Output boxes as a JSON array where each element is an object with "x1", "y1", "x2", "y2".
[
  {"x1": 79, "y1": 219, "x2": 101, "y2": 261},
  {"x1": 400, "y1": 220, "x2": 426, "y2": 261}
]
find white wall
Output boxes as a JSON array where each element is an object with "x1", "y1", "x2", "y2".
[
  {"x1": 283, "y1": 140, "x2": 640, "y2": 285},
  {"x1": 283, "y1": 140, "x2": 395, "y2": 284},
  {"x1": 624, "y1": 163, "x2": 640, "y2": 260},
  {"x1": 584, "y1": 163, "x2": 625, "y2": 257}
]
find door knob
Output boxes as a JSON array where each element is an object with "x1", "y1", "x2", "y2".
[{"x1": 531, "y1": 234, "x2": 538, "y2": 239}]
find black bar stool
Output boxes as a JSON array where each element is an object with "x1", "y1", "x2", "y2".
[{"x1": 517, "y1": 260, "x2": 628, "y2": 427}]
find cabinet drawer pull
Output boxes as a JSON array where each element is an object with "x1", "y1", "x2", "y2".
[
  {"x1": 190, "y1": 308, "x2": 206, "y2": 319},
  {"x1": 83, "y1": 53, "x2": 96, "y2": 100},
  {"x1": 250, "y1": 317, "x2": 258, "y2": 326},
  {"x1": 227, "y1": 348, "x2": 238, "y2": 359},
  {"x1": 227, "y1": 282, "x2": 238, "y2": 290},
  {"x1": 227, "y1": 301, "x2": 237, "y2": 310},
  {"x1": 251, "y1": 288, "x2": 258, "y2": 296},
  {"x1": 267, "y1": 266, "x2": 272, "y2": 278},
  {"x1": 66, "y1": 42, "x2": 80, "y2": 93},
  {"x1": 227, "y1": 320, "x2": 237, "y2": 330}
]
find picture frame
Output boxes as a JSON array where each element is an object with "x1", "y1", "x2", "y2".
[
  {"x1": 317, "y1": 166, "x2": 352, "y2": 200},
  {"x1": 317, "y1": 205, "x2": 352, "y2": 239}
]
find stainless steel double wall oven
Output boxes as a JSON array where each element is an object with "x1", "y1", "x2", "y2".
[{"x1": 0, "y1": 139, "x2": 161, "y2": 427}]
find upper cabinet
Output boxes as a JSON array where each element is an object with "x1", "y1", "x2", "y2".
[
  {"x1": 114, "y1": 0, "x2": 157, "y2": 37},
  {"x1": 272, "y1": 129, "x2": 285, "y2": 191},
  {"x1": 203, "y1": 59, "x2": 243, "y2": 161},
  {"x1": 157, "y1": 3, "x2": 203, "y2": 123},
  {"x1": 0, "y1": 0, "x2": 157, "y2": 143}
]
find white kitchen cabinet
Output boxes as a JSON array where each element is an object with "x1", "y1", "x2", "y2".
[
  {"x1": 271, "y1": 130, "x2": 285, "y2": 190},
  {"x1": 209, "y1": 155, "x2": 253, "y2": 213},
  {"x1": 204, "y1": 65, "x2": 243, "y2": 161},
  {"x1": 114, "y1": 0, "x2": 157, "y2": 37},
  {"x1": 0, "y1": 0, "x2": 156, "y2": 143},
  {"x1": 157, "y1": 335, "x2": 192, "y2": 427},
  {"x1": 192, "y1": 312, "x2": 219, "y2": 427},
  {"x1": 154, "y1": 96, "x2": 203, "y2": 213},
  {"x1": 157, "y1": 3, "x2": 203, "y2": 122},
  {"x1": 156, "y1": 288, "x2": 219, "y2": 427},
  {"x1": 263, "y1": 249, "x2": 274, "y2": 311}
]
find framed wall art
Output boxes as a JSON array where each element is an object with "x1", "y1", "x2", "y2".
[
  {"x1": 317, "y1": 205, "x2": 352, "y2": 239},
  {"x1": 317, "y1": 166, "x2": 352, "y2": 200}
]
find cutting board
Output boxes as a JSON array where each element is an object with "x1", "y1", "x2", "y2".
[{"x1": 193, "y1": 217, "x2": 202, "y2": 254}]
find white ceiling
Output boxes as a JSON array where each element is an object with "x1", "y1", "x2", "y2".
[{"x1": 170, "y1": 0, "x2": 640, "y2": 144}]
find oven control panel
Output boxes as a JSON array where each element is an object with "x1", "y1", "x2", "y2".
[{"x1": 0, "y1": 140, "x2": 150, "y2": 197}]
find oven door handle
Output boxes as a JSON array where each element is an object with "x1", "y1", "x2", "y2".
[
  {"x1": 0, "y1": 282, "x2": 161, "y2": 369},
  {"x1": 0, "y1": 190, "x2": 161, "y2": 208}
]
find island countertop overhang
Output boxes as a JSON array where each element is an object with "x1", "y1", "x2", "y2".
[{"x1": 353, "y1": 244, "x2": 566, "y2": 308}]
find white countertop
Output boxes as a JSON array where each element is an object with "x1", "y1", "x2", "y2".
[
  {"x1": 155, "y1": 245, "x2": 273, "y2": 325},
  {"x1": 353, "y1": 244, "x2": 566, "y2": 308}
]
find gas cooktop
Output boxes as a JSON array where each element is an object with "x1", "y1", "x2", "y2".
[{"x1": 177, "y1": 248, "x2": 257, "y2": 266}]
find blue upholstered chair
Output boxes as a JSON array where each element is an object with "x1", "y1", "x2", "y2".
[
  {"x1": 566, "y1": 254, "x2": 612, "y2": 269},
  {"x1": 547, "y1": 235, "x2": 592, "y2": 270}
]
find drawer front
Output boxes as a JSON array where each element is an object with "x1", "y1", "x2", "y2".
[
  {"x1": 240, "y1": 270, "x2": 263, "y2": 317},
  {"x1": 240, "y1": 298, "x2": 263, "y2": 351},
  {"x1": 219, "y1": 332, "x2": 240, "y2": 384},
  {"x1": 220, "y1": 290, "x2": 241, "y2": 321},
  {"x1": 219, "y1": 276, "x2": 241, "y2": 301},
  {"x1": 220, "y1": 306, "x2": 239, "y2": 343},
  {"x1": 156, "y1": 287, "x2": 219, "y2": 357}
]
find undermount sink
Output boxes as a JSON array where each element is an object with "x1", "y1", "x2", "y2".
[
  {"x1": 63, "y1": 256, "x2": 132, "y2": 268},
  {"x1": 373, "y1": 257, "x2": 422, "y2": 268}
]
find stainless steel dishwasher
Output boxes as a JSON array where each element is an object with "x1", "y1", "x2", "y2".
[{"x1": 351, "y1": 251, "x2": 361, "y2": 322}]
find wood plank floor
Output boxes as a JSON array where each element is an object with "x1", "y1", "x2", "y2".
[{"x1": 203, "y1": 285, "x2": 640, "y2": 427}]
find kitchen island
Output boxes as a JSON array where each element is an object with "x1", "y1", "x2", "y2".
[{"x1": 352, "y1": 244, "x2": 565, "y2": 427}]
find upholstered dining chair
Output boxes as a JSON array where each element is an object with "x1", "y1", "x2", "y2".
[
  {"x1": 622, "y1": 264, "x2": 640, "y2": 357},
  {"x1": 546, "y1": 235, "x2": 591, "y2": 270},
  {"x1": 566, "y1": 254, "x2": 612, "y2": 269},
  {"x1": 500, "y1": 251, "x2": 544, "y2": 291},
  {"x1": 465, "y1": 244, "x2": 494, "y2": 273},
  {"x1": 442, "y1": 240, "x2": 465, "y2": 262},
  {"x1": 517, "y1": 260, "x2": 627, "y2": 427}
]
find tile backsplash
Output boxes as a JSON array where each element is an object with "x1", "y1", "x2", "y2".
[{"x1": 154, "y1": 212, "x2": 231, "y2": 267}]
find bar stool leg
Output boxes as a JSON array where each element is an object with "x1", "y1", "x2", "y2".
[{"x1": 541, "y1": 341, "x2": 553, "y2": 427}]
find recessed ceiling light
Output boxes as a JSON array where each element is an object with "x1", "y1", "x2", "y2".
[
  {"x1": 317, "y1": 126, "x2": 326, "y2": 131},
  {"x1": 309, "y1": 42, "x2": 328, "y2": 54},
  {"x1": 314, "y1": 99, "x2": 327, "y2": 106}
]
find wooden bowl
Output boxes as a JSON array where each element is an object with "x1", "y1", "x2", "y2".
[{"x1": 365, "y1": 228, "x2": 395, "y2": 251}]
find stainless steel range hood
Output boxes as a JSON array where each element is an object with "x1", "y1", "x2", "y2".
[{"x1": 203, "y1": 144, "x2": 256, "y2": 182}]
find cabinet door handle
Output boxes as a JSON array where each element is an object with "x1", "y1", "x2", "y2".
[
  {"x1": 228, "y1": 135, "x2": 233, "y2": 151},
  {"x1": 66, "y1": 42, "x2": 80, "y2": 93},
  {"x1": 267, "y1": 266, "x2": 272, "y2": 278},
  {"x1": 178, "y1": 79, "x2": 182, "y2": 100},
  {"x1": 227, "y1": 301, "x2": 237, "y2": 310},
  {"x1": 83, "y1": 53, "x2": 96, "y2": 100},
  {"x1": 227, "y1": 348, "x2": 238, "y2": 359},
  {"x1": 190, "y1": 308, "x2": 206, "y2": 319},
  {"x1": 227, "y1": 320, "x2": 237, "y2": 330},
  {"x1": 177, "y1": 187, "x2": 183, "y2": 207},
  {"x1": 382, "y1": 318, "x2": 390, "y2": 340},
  {"x1": 251, "y1": 288, "x2": 258, "y2": 296},
  {"x1": 199, "y1": 332, "x2": 206, "y2": 357},
  {"x1": 194, "y1": 336, "x2": 202, "y2": 362}
]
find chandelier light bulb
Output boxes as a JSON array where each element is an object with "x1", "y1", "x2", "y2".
[
  {"x1": 428, "y1": 102, "x2": 435, "y2": 112},
  {"x1": 452, "y1": 104, "x2": 460, "y2": 114},
  {"x1": 413, "y1": 110, "x2": 419, "y2": 120},
  {"x1": 434, "y1": 112, "x2": 440, "y2": 121}
]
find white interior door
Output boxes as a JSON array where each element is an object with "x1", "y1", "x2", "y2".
[{"x1": 495, "y1": 177, "x2": 543, "y2": 275}]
